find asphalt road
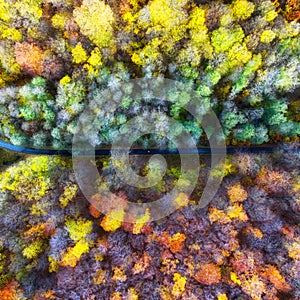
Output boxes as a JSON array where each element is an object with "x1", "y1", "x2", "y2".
[{"x1": 1, "y1": 139, "x2": 298, "y2": 156}]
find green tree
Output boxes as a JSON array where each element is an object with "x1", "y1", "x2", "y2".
[
  {"x1": 263, "y1": 97, "x2": 288, "y2": 126},
  {"x1": 233, "y1": 123, "x2": 255, "y2": 141},
  {"x1": 276, "y1": 121, "x2": 300, "y2": 138},
  {"x1": 221, "y1": 103, "x2": 247, "y2": 136},
  {"x1": 249, "y1": 124, "x2": 269, "y2": 144}
]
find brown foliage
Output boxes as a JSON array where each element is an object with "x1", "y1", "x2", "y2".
[
  {"x1": 0, "y1": 281, "x2": 19, "y2": 300},
  {"x1": 119, "y1": 0, "x2": 132, "y2": 15},
  {"x1": 132, "y1": 252, "x2": 151, "y2": 274},
  {"x1": 194, "y1": 263, "x2": 222, "y2": 285},
  {"x1": 15, "y1": 42, "x2": 45, "y2": 76},
  {"x1": 259, "y1": 265, "x2": 290, "y2": 291},
  {"x1": 206, "y1": 5, "x2": 220, "y2": 31},
  {"x1": 42, "y1": 57, "x2": 66, "y2": 81},
  {"x1": 90, "y1": 191, "x2": 128, "y2": 215},
  {"x1": 89, "y1": 204, "x2": 101, "y2": 219},
  {"x1": 227, "y1": 183, "x2": 248, "y2": 203},
  {"x1": 285, "y1": 0, "x2": 300, "y2": 22},
  {"x1": 256, "y1": 167, "x2": 291, "y2": 194},
  {"x1": 158, "y1": 232, "x2": 186, "y2": 254},
  {"x1": 230, "y1": 251, "x2": 255, "y2": 274}
]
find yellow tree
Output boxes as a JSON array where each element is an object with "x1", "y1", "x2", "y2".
[
  {"x1": 130, "y1": 0, "x2": 189, "y2": 68},
  {"x1": 73, "y1": 0, "x2": 116, "y2": 49},
  {"x1": 187, "y1": 6, "x2": 213, "y2": 59}
]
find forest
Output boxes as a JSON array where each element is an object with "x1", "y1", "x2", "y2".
[
  {"x1": 0, "y1": 0, "x2": 298, "y2": 148},
  {"x1": 0, "y1": 146, "x2": 299, "y2": 299},
  {"x1": 0, "y1": 0, "x2": 299, "y2": 299}
]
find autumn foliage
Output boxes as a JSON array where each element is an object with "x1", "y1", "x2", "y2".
[
  {"x1": 14, "y1": 42, "x2": 45, "y2": 76},
  {"x1": 0, "y1": 281, "x2": 22, "y2": 300},
  {"x1": 194, "y1": 263, "x2": 222, "y2": 285},
  {"x1": 0, "y1": 0, "x2": 299, "y2": 298},
  {"x1": 0, "y1": 149, "x2": 299, "y2": 298},
  {"x1": 158, "y1": 232, "x2": 186, "y2": 254},
  {"x1": 0, "y1": 0, "x2": 298, "y2": 149},
  {"x1": 256, "y1": 167, "x2": 290, "y2": 193}
]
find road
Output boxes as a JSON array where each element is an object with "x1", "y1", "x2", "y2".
[{"x1": 1, "y1": 139, "x2": 299, "y2": 156}]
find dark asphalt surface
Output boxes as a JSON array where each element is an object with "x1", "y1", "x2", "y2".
[{"x1": 1, "y1": 139, "x2": 298, "y2": 156}]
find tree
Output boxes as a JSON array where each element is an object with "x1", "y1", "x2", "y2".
[
  {"x1": 211, "y1": 25, "x2": 245, "y2": 53},
  {"x1": 263, "y1": 96, "x2": 288, "y2": 126},
  {"x1": 147, "y1": 0, "x2": 188, "y2": 42},
  {"x1": 249, "y1": 124, "x2": 269, "y2": 144},
  {"x1": 14, "y1": 0, "x2": 43, "y2": 24},
  {"x1": 0, "y1": 156, "x2": 63, "y2": 202},
  {"x1": 276, "y1": 121, "x2": 300, "y2": 138},
  {"x1": 194, "y1": 262, "x2": 222, "y2": 285},
  {"x1": 14, "y1": 42, "x2": 45, "y2": 76},
  {"x1": 172, "y1": 273, "x2": 186, "y2": 298},
  {"x1": 130, "y1": 0, "x2": 189, "y2": 71},
  {"x1": 233, "y1": 123, "x2": 255, "y2": 141},
  {"x1": 71, "y1": 42, "x2": 88, "y2": 64},
  {"x1": 260, "y1": 29, "x2": 276, "y2": 43},
  {"x1": 186, "y1": 6, "x2": 212, "y2": 59},
  {"x1": 231, "y1": 0, "x2": 255, "y2": 20},
  {"x1": 220, "y1": 102, "x2": 247, "y2": 136},
  {"x1": 56, "y1": 77, "x2": 86, "y2": 110},
  {"x1": 73, "y1": 0, "x2": 115, "y2": 49}
]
